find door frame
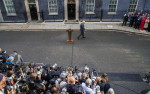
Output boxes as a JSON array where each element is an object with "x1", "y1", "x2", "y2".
[
  {"x1": 0, "y1": 9, "x2": 4, "y2": 22},
  {"x1": 24, "y1": 0, "x2": 40, "y2": 22},
  {"x1": 64, "y1": 0, "x2": 79, "y2": 22}
]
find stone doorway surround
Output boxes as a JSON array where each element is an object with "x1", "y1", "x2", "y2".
[
  {"x1": 0, "y1": 9, "x2": 4, "y2": 22},
  {"x1": 24, "y1": 0, "x2": 40, "y2": 22},
  {"x1": 64, "y1": 0, "x2": 79, "y2": 22}
]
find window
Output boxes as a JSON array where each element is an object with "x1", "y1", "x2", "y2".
[
  {"x1": 86, "y1": 0, "x2": 95, "y2": 14},
  {"x1": 48, "y1": 0, "x2": 58, "y2": 15},
  {"x1": 28, "y1": 0, "x2": 35, "y2": 3},
  {"x1": 3, "y1": 0, "x2": 16, "y2": 15},
  {"x1": 108, "y1": 0, "x2": 118, "y2": 14},
  {"x1": 128, "y1": 0, "x2": 138, "y2": 12}
]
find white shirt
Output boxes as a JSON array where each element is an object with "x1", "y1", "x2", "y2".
[
  {"x1": 82, "y1": 83, "x2": 95, "y2": 94},
  {"x1": 0, "y1": 89, "x2": 4, "y2": 94}
]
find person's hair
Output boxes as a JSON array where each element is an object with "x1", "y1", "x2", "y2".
[
  {"x1": 7, "y1": 70, "x2": 14, "y2": 77},
  {"x1": 30, "y1": 73, "x2": 37, "y2": 80},
  {"x1": 102, "y1": 73, "x2": 109, "y2": 83},
  {"x1": 86, "y1": 79, "x2": 92, "y2": 87},
  {"x1": 51, "y1": 87, "x2": 58, "y2": 94},
  {"x1": 13, "y1": 51, "x2": 17, "y2": 53},
  {"x1": 96, "y1": 77, "x2": 101, "y2": 83},
  {"x1": 36, "y1": 84, "x2": 44, "y2": 93},
  {"x1": 28, "y1": 62, "x2": 34, "y2": 67},
  {"x1": 81, "y1": 73, "x2": 87, "y2": 79},
  {"x1": 69, "y1": 76, "x2": 75, "y2": 84},
  {"x1": 107, "y1": 88, "x2": 115, "y2": 94}
]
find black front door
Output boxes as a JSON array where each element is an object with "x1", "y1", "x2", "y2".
[
  {"x1": 29, "y1": 4, "x2": 38, "y2": 20},
  {"x1": 68, "y1": 4, "x2": 75, "y2": 20}
]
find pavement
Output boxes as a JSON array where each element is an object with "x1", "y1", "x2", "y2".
[
  {"x1": 0, "y1": 30, "x2": 150, "y2": 94},
  {"x1": 0, "y1": 22, "x2": 150, "y2": 35}
]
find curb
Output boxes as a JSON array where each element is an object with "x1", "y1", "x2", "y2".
[{"x1": 0, "y1": 29, "x2": 150, "y2": 35}]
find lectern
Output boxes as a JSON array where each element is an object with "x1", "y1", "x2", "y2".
[{"x1": 66, "y1": 29, "x2": 74, "y2": 43}]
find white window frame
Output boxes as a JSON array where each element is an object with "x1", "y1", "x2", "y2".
[
  {"x1": 85, "y1": 0, "x2": 95, "y2": 14},
  {"x1": 108, "y1": 0, "x2": 118, "y2": 15},
  {"x1": 128, "y1": 0, "x2": 139, "y2": 14},
  {"x1": 3, "y1": 0, "x2": 16, "y2": 16},
  {"x1": 48, "y1": 0, "x2": 58, "y2": 15}
]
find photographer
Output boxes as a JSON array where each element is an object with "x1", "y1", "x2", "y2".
[
  {"x1": 95, "y1": 77, "x2": 105, "y2": 94},
  {"x1": 0, "y1": 49, "x2": 9, "y2": 63},
  {"x1": 12, "y1": 51, "x2": 24, "y2": 65},
  {"x1": 26, "y1": 62, "x2": 35, "y2": 75},
  {"x1": 6, "y1": 71, "x2": 15, "y2": 94},
  {"x1": 82, "y1": 78, "x2": 95, "y2": 94},
  {"x1": 66, "y1": 76, "x2": 78, "y2": 94},
  {"x1": 28, "y1": 73, "x2": 45, "y2": 94},
  {"x1": 79, "y1": 73, "x2": 88, "y2": 84},
  {"x1": 55, "y1": 72, "x2": 67, "y2": 92}
]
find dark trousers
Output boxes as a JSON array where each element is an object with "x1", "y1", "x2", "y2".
[
  {"x1": 78, "y1": 31, "x2": 85, "y2": 39},
  {"x1": 122, "y1": 21, "x2": 127, "y2": 26},
  {"x1": 129, "y1": 20, "x2": 134, "y2": 27},
  {"x1": 135, "y1": 21, "x2": 141, "y2": 29}
]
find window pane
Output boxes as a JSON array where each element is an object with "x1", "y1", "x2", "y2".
[
  {"x1": 86, "y1": 0, "x2": 95, "y2": 13},
  {"x1": 3, "y1": 0, "x2": 16, "y2": 14},
  {"x1": 28, "y1": 0, "x2": 35, "y2": 3},
  {"x1": 49, "y1": 0, "x2": 58, "y2": 14},
  {"x1": 109, "y1": 0, "x2": 117, "y2": 12},
  {"x1": 128, "y1": 0, "x2": 138, "y2": 12}
]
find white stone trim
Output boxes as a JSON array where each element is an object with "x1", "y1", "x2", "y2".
[
  {"x1": 75, "y1": 0, "x2": 79, "y2": 21},
  {"x1": 0, "y1": 10, "x2": 4, "y2": 22},
  {"x1": 7, "y1": 14, "x2": 17, "y2": 16},
  {"x1": 49, "y1": 13, "x2": 58, "y2": 15},
  {"x1": 24, "y1": 0, "x2": 31, "y2": 22},
  {"x1": 35, "y1": 0, "x2": 40, "y2": 21},
  {"x1": 64, "y1": 0, "x2": 68, "y2": 21},
  {"x1": 108, "y1": 12, "x2": 116, "y2": 15},
  {"x1": 85, "y1": 12, "x2": 95, "y2": 14}
]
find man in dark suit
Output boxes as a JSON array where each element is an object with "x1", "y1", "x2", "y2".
[{"x1": 77, "y1": 21, "x2": 85, "y2": 40}]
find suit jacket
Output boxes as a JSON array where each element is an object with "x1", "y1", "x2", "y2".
[
  {"x1": 14, "y1": 54, "x2": 24, "y2": 64},
  {"x1": 80, "y1": 23, "x2": 85, "y2": 32}
]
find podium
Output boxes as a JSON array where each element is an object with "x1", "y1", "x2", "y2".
[{"x1": 66, "y1": 29, "x2": 74, "y2": 44}]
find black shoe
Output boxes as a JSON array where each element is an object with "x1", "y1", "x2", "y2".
[{"x1": 83, "y1": 37, "x2": 86, "y2": 38}]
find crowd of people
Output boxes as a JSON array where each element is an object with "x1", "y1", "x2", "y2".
[
  {"x1": 122, "y1": 10, "x2": 150, "y2": 32},
  {"x1": 0, "y1": 48, "x2": 115, "y2": 94}
]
